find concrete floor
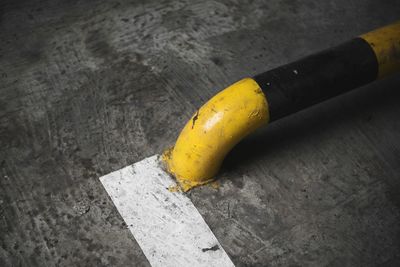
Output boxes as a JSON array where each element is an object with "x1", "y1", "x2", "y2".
[{"x1": 1, "y1": 0, "x2": 400, "y2": 266}]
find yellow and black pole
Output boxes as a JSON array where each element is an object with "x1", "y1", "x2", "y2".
[{"x1": 163, "y1": 21, "x2": 400, "y2": 191}]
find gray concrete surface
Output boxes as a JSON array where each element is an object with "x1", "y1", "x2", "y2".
[{"x1": 1, "y1": 0, "x2": 400, "y2": 266}]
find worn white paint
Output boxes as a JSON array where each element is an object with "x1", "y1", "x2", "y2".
[{"x1": 100, "y1": 155, "x2": 235, "y2": 267}]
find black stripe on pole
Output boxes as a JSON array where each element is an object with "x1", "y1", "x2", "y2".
[{"x1": 254, "y1": 37, "x2": 379, "y2": 121}]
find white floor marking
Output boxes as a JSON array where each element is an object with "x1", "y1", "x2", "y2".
[{"x1": 100, "y1": 155, "x2": 235, "y2": 267}]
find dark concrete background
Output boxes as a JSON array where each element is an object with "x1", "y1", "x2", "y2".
[{"x1": 1, "y1": 0, "x2": 400, "y2": 266}]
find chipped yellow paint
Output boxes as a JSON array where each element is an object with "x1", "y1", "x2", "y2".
[
  {"x1": 209, "y1": 181, "x2": 220, "y2": 190},
  {"x1": 361, "y1": 21, "x2": 400, "y2": 78},
  {"x1": 168, "y1": 185, "x2": 181, "y2": 193},
  {"x1": 162, "y1": 78, "x2": 269, "y2": 191}
]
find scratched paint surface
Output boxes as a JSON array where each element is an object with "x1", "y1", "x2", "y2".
[
  {"x1": 1, "y1": 0, "x2": 400, "y2": 266},
  {"x1": 100, "y1": 155, "x2": 234, "y2": 267}
]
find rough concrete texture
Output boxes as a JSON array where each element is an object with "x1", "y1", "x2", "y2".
[{"x1": 1, "y1": 0, "x2": 400, "y2": 266}]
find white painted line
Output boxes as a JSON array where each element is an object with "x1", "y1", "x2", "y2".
[{"x1": 100, "y1": 155, "x2": 235, "y2": 267}]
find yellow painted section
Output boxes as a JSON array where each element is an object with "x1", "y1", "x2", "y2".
[
  {"x1": 163, "y1": 78, "x2": 269, "y2": 191},
  {"x1": 361, "y1": 21, "x2": 400, "y2": 78}
]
